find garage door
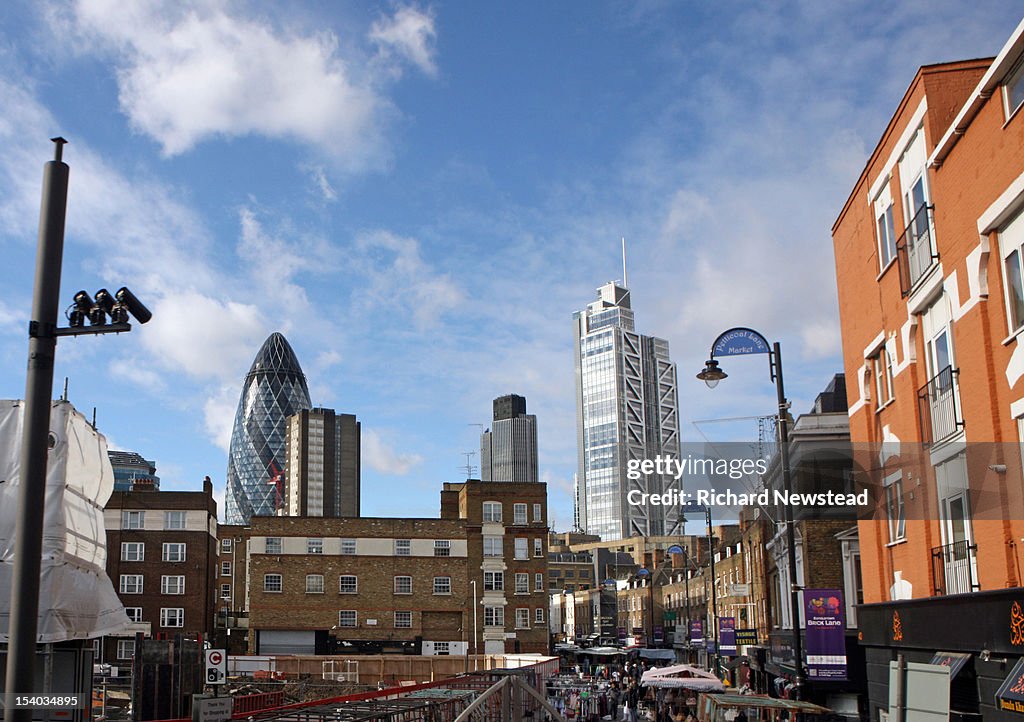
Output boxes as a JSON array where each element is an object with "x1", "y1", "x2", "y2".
[{"x1": 258, "y1": 630, "x2": 316, "y2": 655}]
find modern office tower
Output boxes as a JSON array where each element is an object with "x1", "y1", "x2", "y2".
[
  {"x1": 573, "y1": 281, "x2": 680, "y2": 540},
  {"x1": 108, "y1": 450, "x2": 160, "y2": 491},
  {"x1": 284, "y1": 408, "x2": 361, "y2": 517},
  {"x1": 224, "y1": 332, "x2": 312, "y2": 524},
  {"x1": 480, "y1": 394, "x2": 538, "y2": 482}
]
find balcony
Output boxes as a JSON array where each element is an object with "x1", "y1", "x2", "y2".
[
  {"x1": 897, "y1": 203, "x2": 938, "y2": 296},
  {"x1": 917, "y1": 366, "x2": 963, "y2": 445},
  {"x1": 931, "y1": 540, "x2": 979, "y2": 595}
]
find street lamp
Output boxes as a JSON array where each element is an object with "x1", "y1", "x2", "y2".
[
  {"x1": 696, "y1": 326, "x2": 804, "y2": 699},
  {"x1": 4, "y1": 140, "x2": 152, "y2": 722}
]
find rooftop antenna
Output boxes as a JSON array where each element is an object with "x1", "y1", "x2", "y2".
[
  {"x1": 61, "y1": 377, "x2": 68, "y2": 402},
  {"x1": 621, "y1": 237, "x2": 628, "y2": 288},
  {"x1": 91, "y1": 407, "x2": 97, "y2": 430},
  {"x1": 461, "y1": 451, "x2": 477, "y2": 479}
]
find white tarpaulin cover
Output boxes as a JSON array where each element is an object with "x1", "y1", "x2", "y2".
[
  {"x1": 0, "y1": 399, "x2": 130, "y2": 641},
  {"x1": 640, "y1": 663, "x2": 726, "y2": 691}
]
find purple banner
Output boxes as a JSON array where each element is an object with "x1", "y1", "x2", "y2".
[
  {"x1": 719, "y1": 617, "x2": 736, "y2": 655},
  {"x1": 654, "y1": 625, "x2": 664, "y2": 643},
  {"x1": 618, "y1": 626, "x2": 627, "y2": 642},
  {"x1": 690, "y1": 620, "x2": 703, "y2": 643},
  {"x1": 803, "y1": 588, "x2": 847, "y2": 680}
]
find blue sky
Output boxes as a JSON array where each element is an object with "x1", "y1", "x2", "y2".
[{"x1": 0, "y1": 1, "x2": 1020, "y2": 528}]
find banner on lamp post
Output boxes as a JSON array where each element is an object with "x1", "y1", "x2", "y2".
[
  {"x1": 690, "y1": 620, "x2": 703, "y2": 644},
  {"x1": 803, "y1": 589, "x2": 848, "y2": 681},
  {"x1": 719, "y1": 617, "x2": 736, "y2": 655}
]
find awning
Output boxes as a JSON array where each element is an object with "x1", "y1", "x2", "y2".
[
  {"x1": 928, "y1": 651, "x2": 971, "y2": 680},
  {"x1": 995, "y1": 657, "x2": 1024, "y2": 715},
  {"x1": 640, "y1": 664, "x2": 726, "y2": 691},
  {"x1": 639, "y1": 648, "x2": 676, "y2": 661},
  {"x1": 578, "y1": 646, "x2": 627, "y2": 656}
]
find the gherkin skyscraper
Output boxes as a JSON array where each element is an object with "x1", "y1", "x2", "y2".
[{"x1": 224, "y1": 332, "x2": 311, "y2": 524}]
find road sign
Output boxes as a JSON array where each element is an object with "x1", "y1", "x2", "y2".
[
  {"x1": 205, "y1": 649, "x2": 227, "y2": 685},
  {"x1": 729, "y1": 583, "x2": 751, "y2": 596},
  {"x1": 193, "y1": 695, "x2": 232, "y2": 722}
]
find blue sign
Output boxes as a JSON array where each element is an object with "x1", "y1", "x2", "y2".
[
  {"x1": 719, "y1": 617, "x2": 737, "y2": 655},
  {"x1": 712, "y1": 328, "x2": 770, "y2": 357}
]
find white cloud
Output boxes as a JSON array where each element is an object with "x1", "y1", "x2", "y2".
[
  {"x1": 203, "y1": 384, "x2": 240, "y2": 452},
  {"x1": 110, "y1": 358, "x2": 167, "y2": 392},
  {"x1": 369, "y1": 6, "x2": 438, "y2": 78},
  {"x1": 362, "y1": 428, "x2": 423, "y2": 475},
  {"x1": 66, "y1": 0, "x2": 392, "y2": 164}
]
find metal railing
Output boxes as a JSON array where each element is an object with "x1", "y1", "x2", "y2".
[
  {"x1": 897, "y1": 203, "x2": 938, "y2": 296},
  {"x1": 917, "y1": 366, "x2": 962, "y2": 444},
  {"x1": 932, "y1": 539, "x2": 979, "y2": 595}
]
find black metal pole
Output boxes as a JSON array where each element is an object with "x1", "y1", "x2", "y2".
[
  {"x1": 4, "y1": 139, "x2": 69, "y2": 722},
  {"x1": 773, "y1": 341, "x2": 805, "y2": 699}
]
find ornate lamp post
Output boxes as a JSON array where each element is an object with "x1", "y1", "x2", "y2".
[{"x1": 696, "y1": 327, "x2": 804, "y2": 699}]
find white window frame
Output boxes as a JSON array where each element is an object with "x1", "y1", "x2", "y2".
[
  {"x1": 307, "y1": 538, "x2": 324, "y2": 554},
  {"x1": 394, "y1": 539, "x2": 411, "y2": 556},
  {"x1": 433, "y1": 576, "x2": 452, "y2": 595},
  {"x1": 119, "y1": 574, "x2": 143, "y2": 595},
  {"x1": 220, "y1": 584, "x2": 231, "y2": 601},
  {"x1": 534, "y1": 538, "x2": 543, "y2": 557},
  {"x1": 482, "y1": 501, "x2": 502, "y2": 522},
  {"x1": 1004, "y1": 57, "x2": 1024, "y2": 120},
  {"x1": 873, "y1": 184, "x2": 897, "y2": 271},
  {"x1": 394, "y1": 611, "x2": 413, "y2": 628},
  {"x1": 160, "y1": 608, "x2": 184, "y2": 628},
  {"x1": 515, "y1": 608, "x2": 530, "y2": 629},
  {"x1": 885, "y1": 472, "x2": 906, "y2": 543},
  {"x1": 164, "y1": 511, "x2": 186, "y2": 530},
  {"x1": 121, "y1": 542, "x2": 144, "y2": 562},
  {"x1": 484, "y1": 606, "x2": 504, "y2": 627},
  {"x1": 341, "y1": 538, "x2": 357, "y2": 555},
  {"x1": 484, "y1": 571, "x2": 504, "y2": 591},
  {"x1": 264, "y1": 573, "x2": 283, "y2": 593},
  {"x1": 124, "y1": 607, "x2": 143, "y2": 623},
  {"x1": 338, "y1": 610, "x2": 357, "y2": 628},
  {"x1": 535, "y1": 608, "x2": 545, "y2": 624},
  {"x1": 305, "y1": 574, "x2": 324, "y2": 594},
  {"x1": 532, "y1": 503, "x2": 542, "y2": 522},
  {"x1": 162, "y1": 542, "x2": 186, "y2": 562},
  {"x1": 535, "y1": 573, "x2": 544, "y2": 592},
  {"x1": 483, "y1": 535, "x2": 503, "y2": 557},
  {"x1": 221, "y1": 538, "x2": 232, "y2": 553},
  {"x1": 394, "y1": 575, "x2": 412, "y2": 595},
  {"x1": 434, "y1": 539, "x2": 451, "y2": 557},
  {"x1": 116, "y1": 639, "x2": 135, "y2": 660},
  {"x1": 999, "y1": 209, "x2": 1024, "y2": 336},
  {"x1": 265, "y1": 537, "x2": 282, "y2": 554},
  {"x1": 161, "y1": 575, "x2": 185, "y2": 595},
  {"x1": 514, "y1": 537, "x2": 528, "y2": 560},
  {"x1": 515, "y1": 573, "x2": 529, "y2": 594},
  {"x1": 513, "y1": 503, "x2": 528, "y2": 525},
  {"x1": 121, "y1": 511, "x2": 144, "y2": 530},
  {"x1": 339, "y1": 575, "x2": 358, "y2": 594},
  {"x1": 221, "y1": 561, "x2": 231, "y2": 577}
]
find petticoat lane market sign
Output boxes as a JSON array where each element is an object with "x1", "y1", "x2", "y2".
[{"x1": 713, "y1": 328, "x2": 770, "y2": 357}]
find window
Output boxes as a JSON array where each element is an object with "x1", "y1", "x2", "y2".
[
  {"x1": 161, "y1": 575, "x2": 185, "y2": 595},
  {"x1": 433, "y1": 642, "x2": 450, "y2": 655},
  {"x1": 307, "y1": 538, "x2": 323, "y2": 554},
  {"x1": 116, "y1": 639, "x2": 134, "y2": 660},
  {"x1": 874, "y1": 185, "x2": 896, "y2": 269},
  {"x1": 535, "y1": 608, "x2": 545, "y2": 624},
  {"x1": 121, "y1": 542, "x2": 144, "y2": 561},
  {"x1": 339, "y1": 575, "x2": 358, "y2": 594},
  {"x1": 164, "y1": 511, "x2": 186, "y2": 530},
  {"x1": 220, "y1": 584, "x2": 231, "y2": 601},
  {"x1": 434, "y1": 540, "x2": 451, "y2": 557},
  {"x1": 160, "y1": 608, "x2": 184, "y2": 628},
  {"x1": 885, "y1": 474, "x2": 906, "y2": 542},
  {"x1": 162, "y1": 543, "x2": 186, "y2": 562},
  {"x1": 535, "y1": 573, "x2": 544, "y2": 592},
  {"x1": 221, "y1": 538, "x2": 232, "y2": 553},
  {"x1": 394, "y1": 576, "x2": 412, "y2": 594},
  {"x1": 1000, "y1": 211, "x2": 1024, "y2": 334},
  {"x1": 483, "y1": 536, "x2": 503, "y2": 557},
  {"x1": 338, "y1": 610, "x2": 357, "y2": 628},
  {"x1": 120, "y1": 575, "x2": 143, "y2": 594},
  {"x1": 482, "y1": 501, "x2": 502, "y2": 522},
  {"x1": 124, "y1": 607, "x2": 142, "y2": 623},
  {"x1": 394, "y1": 539, "x2": 411, "y2": 556},
  {"x1": 534, "y1": 538, "x2": 543, "y2": 557},
  {"x1": 264, "y1": 573, "x2": 283, "y2": 593},
  {"x1": 306, "y1": 574, "x2": 324, "y2": 594},
  {"x1": 532, "y1": 503, "x2": 542, "y2": 522},
  {"x1": 265, "y1": 537, "x2": 282, "y2": 554},
  {"x1": 514, "y1": 503, "x2": 528, "y2": 525},
  {"x1": 484, "y1": 571, "x2": 504, "y2": 591},
  {"x1": 870, "y1": 346, "x2": 894, "y2": 407},
  {"x1": 394, "y1": 611, "x2": 412, "y2": 628},
  {"x1": 221, "y1": 561, "x2": 231, "y2": 577},
  {"x1": 341, "y1": 538, "x2": 356, "y2": 555},
  {"x1": 515, "y1": 573, "x2": 529, "y2": 594},
  {"x1": 515, "y1": 608, "x2": 530, "y2": 629},
  {"x1": 484, "y1": 606, "x2": 504, "y2": 626},
  {"x1": 514, "y1": 538, "x2": 528, "y2": 560},
  {"x1": 121, "y1": 511, "x2": 144, "y2": 529},
  {"x1": 433, "y1": 576, "x2": 452, "y2": 595},
  {"x1": 1005, "y1": 57, "x2": 1024, "y2": 119}
]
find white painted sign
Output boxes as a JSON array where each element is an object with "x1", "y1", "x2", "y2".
[
  {"x1": 193, "y1": 695, "x2": 232, "y2": 722},
  {"x1": 728, "y1": 584, "x2": 751, "y2": 596},
  {"x1": 204, "y1": 649, "x2": 227, "y2": 685}
]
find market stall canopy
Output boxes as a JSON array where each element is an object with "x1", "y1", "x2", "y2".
[
  {"x1": 641, "y1": 664, "x2": 726, "y2": 691},
  {"x1": 639, "y1": 649, "x2": 676, "y2": 661},
  {"x1": 578, "y1": 646, "x2": 627, "y2": 656}
]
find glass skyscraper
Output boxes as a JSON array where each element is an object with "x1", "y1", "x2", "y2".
[
  {"x1": 480, "y1": 394, "x2": 538, "y2": 482},
  {"x1": 224, "y1": 332, "x2": 312, "y2": 524},
  {"x1": 573, "y1": 281, "x2": 681, "y2": 540}
]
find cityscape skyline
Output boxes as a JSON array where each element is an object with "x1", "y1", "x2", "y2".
[{"x1": 0, "y1": 2, "x2": 1020, "y2": 528}]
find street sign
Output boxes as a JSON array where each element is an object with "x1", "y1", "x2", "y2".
[
  {"x1": 193, "y1": 695, "x2": 232, "y2": 722},
  {"x1": 204, "y1": 649, "x2": 227, "y2": 685},
  {"x1": 729, "y1": 583, "x2": 751, "y2": 596}
]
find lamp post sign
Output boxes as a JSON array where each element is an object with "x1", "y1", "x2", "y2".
[
  {"x1": 712, "y1": 328, "x2": 770, "y2": 357},
  {"x1": 690, "y1": 620, "x2": 703, "y2": 644},
  {"x1": 803, "y1": 589, "x2": 848, "y2": 680},
  {"x1": 719, "y1": 617, "x2": 737, "y2": 655}
]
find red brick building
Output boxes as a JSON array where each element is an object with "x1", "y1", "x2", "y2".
[{"x1": 832, "y1": 18, "x2": 1024, "y2": 720}]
